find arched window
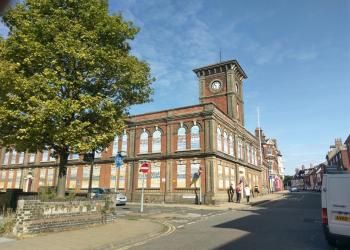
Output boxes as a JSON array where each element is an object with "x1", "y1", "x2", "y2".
[
  {"x1": 152, "y1": 130, "x2": 161, "y2": 153},
  {"x1": 229, "y1": 135, "x2": 234, "y2": 156},
  {"x1": 217, "y1": 127, "x2": 222, "y2": 151},
  {"x1": 177, "y1": 127, "x2": 186, "y2": 151},
  {"x1": 122, "y1": 132, "x2": 128, "y2": 153},
  {"x1": 223, "y1": 132, "x2": 228, "y2": 154},
  {"x1": 236, "y1": 103, "x2": 240, "y2": 120},
  {"x1": 140, "y1": 130, "x2": 149, "y2": 154},
  {"x1": 11, "y1": 150, "x2": 17, "y2": 164},
  {"x1": 112, "y1": 135, "x2": 119, "y2": 156},
  {"x1": 191, "y1": 125, "x2": 200, "y2": 149}
]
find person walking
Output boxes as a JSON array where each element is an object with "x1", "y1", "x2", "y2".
[
  {"x1": 236, "y1": 184, "x2": 241, "y2": 203},
  {"x1": 227, "y1": 183, "x2": 234, "y2": 202},
  {"x1": 244, "y1": 185, "x2": 251, "y2": 203}
]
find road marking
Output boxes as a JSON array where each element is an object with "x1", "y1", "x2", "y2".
[{"x1": 115, "y1": 221, "x2": 176, "y2": 250}]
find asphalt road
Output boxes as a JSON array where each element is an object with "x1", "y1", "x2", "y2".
[{"x1": 132, "y1": 192, "x2": 349, "y2": 250}]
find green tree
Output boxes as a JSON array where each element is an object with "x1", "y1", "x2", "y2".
[{"x1": 0, "y1": 0, "x2": 153, "y2": 197}]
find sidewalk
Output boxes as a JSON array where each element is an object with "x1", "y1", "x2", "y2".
[
  {"x1": 0, "y1": 218, "x2": 165, "y2": 250},
  {"x1": 128, "y1": 191, "x2": 287, "y2": 212}
]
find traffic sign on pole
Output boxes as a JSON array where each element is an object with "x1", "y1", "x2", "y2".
[{"x1": 140, "y1": 162, "x2": 150, "y2": 173}]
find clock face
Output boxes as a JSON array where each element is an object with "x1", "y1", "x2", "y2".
[{"x1": 211, "y1": 81, "x2": 222, "y2": 91}]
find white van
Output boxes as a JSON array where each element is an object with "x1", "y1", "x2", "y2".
[{"x1": 321, "y1": 172, "x2": 350, "y2": 246}]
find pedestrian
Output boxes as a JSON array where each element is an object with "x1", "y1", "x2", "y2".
[
  {"x1": 236, "y1": 184, "x2": 241, "y2": 203},
  {"x1": 244, "y1": 185, "x2": 251, "y2": 203},
  {"x1": 254, "y1": 185, "x2": 259, "y2": 197},
  {"x1": 227, "y1": 183, "x2": 234, "y2": 202}
]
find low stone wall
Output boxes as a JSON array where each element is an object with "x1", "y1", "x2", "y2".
[{"x1": 13, "y1": 197, "x2": 116, "y2": 236}]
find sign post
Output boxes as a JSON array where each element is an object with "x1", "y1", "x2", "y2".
[
  {"x1": 139, "y1": 161, "x2": 150, "y2": 213},
  {"x1": 114, "y1": 152, "x2": 124, "y2": 193}
]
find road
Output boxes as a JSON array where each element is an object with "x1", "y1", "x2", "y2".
[{"x1": 131, "y1": 192, "x2": 349, "y2": 250}]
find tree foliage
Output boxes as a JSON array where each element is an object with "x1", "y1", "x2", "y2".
[{"x1": 0, "y1": 0, "x2": 153, "y2": 196}]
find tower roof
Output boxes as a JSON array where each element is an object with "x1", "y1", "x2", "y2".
[{"x1": 192, "y1": 59, "x2": 247, "y2": 79}]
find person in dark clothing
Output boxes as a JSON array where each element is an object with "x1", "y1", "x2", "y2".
[
  {"x1": 236, "y1": 185, "x2": 241, "y2": 203},
  {"x1": 227, "y1": 183, "x2": 235, "y2": 202}
]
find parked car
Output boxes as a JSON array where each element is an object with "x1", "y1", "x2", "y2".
[
  {"x1": 321, "y1": 172, "x2": 350, "y2": 246},
  {"x1": 290, "y1": 187, "x2": 298, "y2": 192},
  {"x1": 91, "y1": 188, "x2": 127, "y2": 206},
  {"x1": 116, "y1": 192, "x2": 127, "y2": 206}
]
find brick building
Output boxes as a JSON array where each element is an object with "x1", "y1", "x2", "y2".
[
  {"x1": 255, "y1": 128, "x2": 284, "y2": 191},
  {"x1": 326, "y1": 138, "x2": 350, "y2": 171},
  {"x1": 0, "y1": 60, "x2": 266, "y2": 204}
]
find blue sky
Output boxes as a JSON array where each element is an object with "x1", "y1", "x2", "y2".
[{"x1": 1, "y1": 0, "x2": 349, "y2": 175}]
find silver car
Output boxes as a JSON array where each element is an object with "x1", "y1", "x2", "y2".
[{"x1": 116, "y1": 192, "x2": 127, "y2": 205}]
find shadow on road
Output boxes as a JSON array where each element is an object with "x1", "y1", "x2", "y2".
[{"x1": 212, "y1": 193, "x2": 349, "y2": 250}]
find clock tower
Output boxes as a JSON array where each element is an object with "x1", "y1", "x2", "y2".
[{"x1": 193, "y1": 60, "x2": 247, "y2": 126}]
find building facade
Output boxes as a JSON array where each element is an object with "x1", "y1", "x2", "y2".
[
  {"x1": 0, "y1": 60, "x2": 267, "y2": 204},
  {"x1": 326, "y1": 138, "x2": 350, "y2": 171}
]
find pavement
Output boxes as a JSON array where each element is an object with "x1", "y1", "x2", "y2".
[{"x1": 0, "y1": 192, "x2": 286, "y2": 250}]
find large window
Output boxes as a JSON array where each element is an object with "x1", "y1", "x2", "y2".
[
  {"x1": 223, "y1": 132, "x2": 228, "y2": 154},
  {"x1": 18, "y1": 152, "x2": 24, "y2": 164},
  {"x1": 140, "y1": 130, "x2": 149, "y2": 154},
  {"x1": 2, "y1": 152, "x2": 9, "y2": 165},
  {"x1": 14, "y1": 169, "x2": 22, "y2": 188},
  {"x1": 112, "y1": 135, "x2": 119, "y2": 156},
  {"x1": 237, "y1": 139, "x2": 243, "y2": 159},
  {"x1": 8, "y1": 170, "x2": 14, "y2": 189},
  {"x1": 217, "y1": 127, "x2": 222, "y2": 151},
  {"x1": 68, "y1": 167, "x2": 76, "y2": 188},
  {"x1": 118, "y1": 165, "x2": 126, "y2": 189},
  {"x1": 150, "y1": 162, "x2": 160, "y2": 188},
  {"x1": 39, "y1": 168, "x2": 47, "y2": 187},
  {"x1": 191, "y1": 125, "x2": 200, "y2": 149},
  {"x1": 92, "y1": 166, "x2": 100, "y2": 188},
  {"x1": 229, "y1": 135, "x2": 234, "y2": 156},
  {"x1": 11, "y1": 150, "x2": 17, "y2": 164},
  {"x1": 42, "y1": 150, "x2": 49, "y2": 162},
  {"x1": 29, "y1": 153, "x2": 36, "y2": 163},
  {"x1": 82, "y1": 166, "x2": 90, "y2": 189},
  {"x1": 218, "y1": 163, "x2": 224, "y2": 189},
  {"x1": 152, "y1": 130, "x2": 161, "y2": 153},
  {"x1": 176, "y1": 162, "x2": 186, "y2": 188},
  {"x1": 177, "y1": 127, "x2": 186, "y2": 151},
  {"x1": 0, "y1": 170, "x2": 6, "y2": 189},
  {"x1": 247, "y1": 144, "x2": 251, "y2": 163},
  {"x1": 122, "y1": 132, "x2": 128, "y2": 153}
]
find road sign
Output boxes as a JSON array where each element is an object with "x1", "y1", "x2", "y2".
[{"x1": 140, "y1": 162, "x2": 150, "y2": 173}]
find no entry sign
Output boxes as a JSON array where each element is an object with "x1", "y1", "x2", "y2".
[{"x1": 139, "y1": 162, "x2": 150, "y2": 173}]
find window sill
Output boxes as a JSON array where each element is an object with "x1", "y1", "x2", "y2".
[{"x1": 175, "y1": 148, "x2": 201, "y2": 152}]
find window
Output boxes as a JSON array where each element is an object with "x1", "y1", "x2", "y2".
[
  {"x1": 0, "y1": 170, "x2": 6, "y2": 189},
  {"x1": 14, "y1": 170, "x2": 22, "y2": 188},
  {"x1": 11, "y1": 150, "x2": 17, "y2": 164},
  {"x1": 176, "y1": 162, "x2": 186, "y2": 188},
  {"x1": 110, "y1": 166, "x2": 117, "y2": 189},
  {"x1": 2, "y1": 152, "x2": 9, "y2": 165},
  {"x1": 42, "y1": 150, "x2": 49, "y2": 162},
  {"x1": 49, "y1": 150, "x2": 55, "y2": 161},
  {"x1": 191, "y1": 125, "x2": 200, "y2": 149},
  {"x1": 223, "y1": 132, "x2": 228, "y2": 154},
  {"x1": 152, "y1": 130, "x2": 161, "y2": 153},
  {"x1": 236, "y1": 103, "x2": 240, "y2": 120},
  {"x1": 39, "y1": 168, "x2": 47, "y2": 187},
  {"x1": 82, "y1": 166, "x2": 90, "y2": 189},
  {"x1": 150, "y1": 162, "x2": 160, "y2": 188},
  {"x1": 92, "y1": 165, "x2": 100, "y2": 188},
  {"x1": 237, "y1": 139, "x2": 243, "y2": 159},
  {"x1": 218, "y1": 163, "x2": 224, "y2": 189},
  {"x1": 94, "y1": 151, "x2": 102, "y2": 158},
  {"x1": 118, "y1": 165, "x2": 126, "y2": 189},
  {"x1": 190, "y1": 163, "x2": 200, "y2": 187},
  {"x1": 18, "y1": 152, "x2": 24, "y2": 164},
  {"x1": 217, "y1": 127, "x2": 222, "y2": 151},
  {"x1": 72, "y1": 153, "x2": 79, "y2": 160},
  {"x1": 112, "y1": 136, "x2": 119, "y2": 156},
  {"x1": 229, "y1": 135, "x2": 234, "y2": 156},
  {"x1": 177, "y1": 127, "x2": 186, "y2": 151},
  {"x1": 246, "y1": 144, "x2": 251, "y2": 163},
  {"x1": 122, "y1": 132, "x2": 128, "y2": 153},
  {"x1": 29, "y1": 153, "x2": 36, "y2": 163},
  {"x1": 267, "y1": 147, "x2": 273, "y2": 155},
  {"x1": 224, "y1": 167, "x2": 230, "y2": 188},
  {"x1": 140, "y1": 130, "x2": 149, "y2": 154},
  {"x1": 47, "y1": 168, "x2": 54, "y2": 186},
  {"x1": 8, "y1": 170, "x2": 14, "y2": 189},
  {"x1": 68, "y1": 167, "x2": 77, "y2": 188}
]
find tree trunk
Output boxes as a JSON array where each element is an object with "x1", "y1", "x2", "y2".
[{"x1": 57, "y1": 149, "x2": 69, "y2": 198}]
